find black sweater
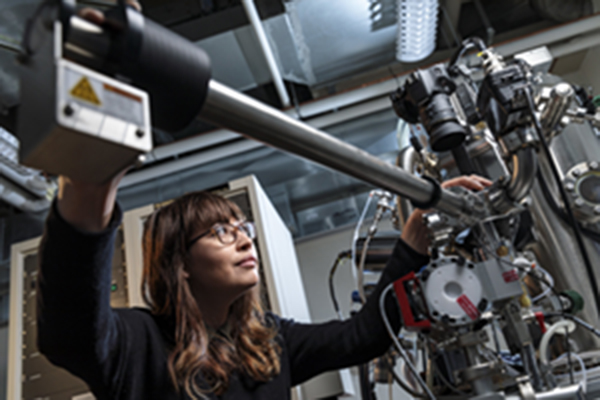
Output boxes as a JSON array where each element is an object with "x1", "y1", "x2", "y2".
[{"x1": 37, "y1": 202, "x2": 429, "y2": 399}]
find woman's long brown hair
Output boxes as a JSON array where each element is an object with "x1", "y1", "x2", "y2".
[{"x1": 141, "y1": 192, "x2": 280, "y2": 398}]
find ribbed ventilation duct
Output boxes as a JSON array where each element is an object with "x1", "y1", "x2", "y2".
[{"x1": 396, "y1": 0, "x2": 439, "y2": 62}]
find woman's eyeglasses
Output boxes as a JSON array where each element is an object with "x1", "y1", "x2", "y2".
[{"x1": 187, "y1": 221, "x2": 256, "y2": 249}]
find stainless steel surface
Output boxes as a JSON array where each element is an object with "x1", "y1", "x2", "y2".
[
  {"x1": 528, "y1": 165, "x2": 600, "y2": 349},
  {"x1": 540, "y1": 83, "x2": 573, "y2": 136},
  {"x1": 551, "y1": 119, "x2": 600, "y2": 175},
  {"x1": 395, "y1": 145, "x2": 419, "y2": 228},
  {"x1": 534, "y1": 384, "x2": 584, "y2": 399},
  {"x1": 200, "y1": 79, "x2": 473, "y2": 218},
  {"x1": 527, "y1": 108, "x2": 600, "y2": 348},
  {"x1": 506, "y1": 147, "x2": 538, "y2": 202}
]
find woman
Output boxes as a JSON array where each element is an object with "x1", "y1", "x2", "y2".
[{"x1": 37, "y1": 171, "x2": 489, "y2": 400}]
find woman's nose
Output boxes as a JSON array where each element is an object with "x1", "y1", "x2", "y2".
[{"x1": 236, "y1": 230, "x2": 253, "y2": 250}]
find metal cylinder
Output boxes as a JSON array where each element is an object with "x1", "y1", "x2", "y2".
[
  {"x1": 199, "y1": 80, "x2": 474, "y2": 219},
  {"x1": 395, "y1": 146, "x2": 420, "y2": 228},
  {"x1": 540, "y1": 83, "x2": 574, "y2": 135},
  {"x1": 62, "y1": 6, "x2": 212, "y2": 133}
]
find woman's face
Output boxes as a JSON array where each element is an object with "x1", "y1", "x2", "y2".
[{"x1": 185, "y1": 218, "x2": 259, "y2": 301}]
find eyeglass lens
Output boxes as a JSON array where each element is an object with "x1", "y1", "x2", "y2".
[{"x1": 214, "y1": 222, "x2": 255, "y2": 244}]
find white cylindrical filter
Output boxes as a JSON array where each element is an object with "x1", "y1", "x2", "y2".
[{"x1": 396, "y1": 0, "x2": 439, "y2": 63}]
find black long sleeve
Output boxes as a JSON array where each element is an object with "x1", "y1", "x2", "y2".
[
  {"x1": 277, "y1": 240, "x2": 429, "y2": 386},
  {"x1": 37, "y1": 200, "x2": 125, "y2": 398},
  {"x1": 36, "y1": 199, "x2": 429, "y2": 399}
]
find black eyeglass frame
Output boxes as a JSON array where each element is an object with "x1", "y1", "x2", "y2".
[{"x1": 186, "y1": 221, "x2": 256, "y2": 249}]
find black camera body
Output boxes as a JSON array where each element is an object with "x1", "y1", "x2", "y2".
[
  {"x1": 477, "y1": 63, "x2": 530, "y2": 137},
  {"x1": 391, "y1": 65, "x2": 468, "y2": 152}
]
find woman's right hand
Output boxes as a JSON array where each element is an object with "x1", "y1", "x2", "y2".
[
  {"x1": 79, "y1": 0, "x2": 142, "y2": 25},
  {"x1": 57, "y1": 168, "x2": 129, "y2": 232}
]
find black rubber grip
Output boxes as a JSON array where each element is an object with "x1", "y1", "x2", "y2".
[
  {"x1": 103, "y1": 6, "x2": 212, "y2": 133},
  {"x1": 411, "y1": 175, "x2": 442, "y2": 209}
]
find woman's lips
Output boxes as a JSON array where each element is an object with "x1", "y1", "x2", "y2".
[{"x1": 236, "y1": 256, "x2": 257, "y2": 268}]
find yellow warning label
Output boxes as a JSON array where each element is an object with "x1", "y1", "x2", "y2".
[{"x1": 70, "y1": 77, "x2": 101, "y2": 106}]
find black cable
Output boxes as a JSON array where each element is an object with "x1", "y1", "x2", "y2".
[
  {"x1": 523, "y1": 88, "x2": 600, "y2": 318},
  {"x1": 449, "y1": 37, "x2": 488, "y2": 70},
  {"x1": 328, "y1": 251, "x2": 351, "y2": 319},
  {"x1": 544, "y1": 312, "x2": 600, "y2": 338},
  {"x1": 431, "y1": 356, "x2": 467, "y2": 396},
  {"x1": 536, "y1": 169, "x2": 600, "y2": 243},
  {"x1": 358, "y1": 362, "x2": 374, "y2": 400},
  {"x1": 381, "y1": 353, "x2": 427, "y2": 398}
]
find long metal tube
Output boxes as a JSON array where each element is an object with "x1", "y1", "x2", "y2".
[{"x1": 200, "y1": 80, "x2": 473, "y2": 218}]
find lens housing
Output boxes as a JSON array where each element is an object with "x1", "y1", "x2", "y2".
[{"x1": 422, "y1": 93, "x2": 468, "y2": 152}]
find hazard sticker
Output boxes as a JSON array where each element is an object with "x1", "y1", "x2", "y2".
[
  {"x1": 502, "y1": 269, "x2": 519, "y2": 283},
  {"x1": 70, "y1": 77, "x2": 101, "y2": 106},
  {"x1": 457, "y1": 294, "x2": 480, "y2": 320}
]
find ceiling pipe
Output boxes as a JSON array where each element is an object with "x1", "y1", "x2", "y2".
[
  {"x1": 549, "y1": 29, "x2": 600, "y2": 58},
  {"x1": 241, "y1": 0, "x2": 291, "y2": 108}
]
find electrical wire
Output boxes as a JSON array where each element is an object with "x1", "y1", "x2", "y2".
[
  {"x1": 523, "y1": 88, "x2": 600, "y2": 317},
  {"x1": 357, "y1": 233, "x2": 373, "y2": 303},
  {"x1": 448, "y1": 37, "x2": 487, "y2": 70},
  {"x1": 328, "y1": 251, "x2": 351, "y2": 320},
  {"x1": 544, "y1": 313, "x2": 600, "y2": 338},
  {"x1": 553, "y1": 352, "x2": 587, "y2": 394},
  {"x1": 352, "y1": 191, "x2": 375, "y2": 299},
  {"x1": 430, "y1": 354, "x2": 468, "y2": 396},
  {"x1": 539, "y1": 320, "x2": 577, "y2": 365},
  {"x1": 472, "y1": 229, "x2": 576, "y2": 382},
  {"x1": 531, "y1": 265, "x2": 555, "y2": 303},
  {"x1": 381, "y1": 352, "x2": 427, "y2": 398},
  {"x1": 379, "y1": 284, "x2": 436, "y2": 399}
]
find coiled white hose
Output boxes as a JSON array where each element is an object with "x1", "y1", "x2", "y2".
[{"x1": 539, "y1": 319, "x2": 577, "y2": 365}]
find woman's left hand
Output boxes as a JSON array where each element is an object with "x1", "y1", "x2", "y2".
[{"x1": 400, "y1": 175, "x2": 492, "y2": 255}]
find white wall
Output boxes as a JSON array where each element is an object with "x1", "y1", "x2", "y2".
[{"x1": 294, "y1": 222, "x2": 414, "y2": 400}]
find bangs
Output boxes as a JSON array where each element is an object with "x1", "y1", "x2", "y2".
[{"x1": 175, "y1": 192, "x2": 245, "y2": 239}]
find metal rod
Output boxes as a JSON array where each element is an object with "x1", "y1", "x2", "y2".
[
  {"x1": 200, "y1": 80, "x2": 471, "y2": 218},
  {"x1": 241, "y1": 0, "x2": 290, "y2": 108},
  {"x1": 0, "y1": 38, "x2": 21, "y2": 54}
]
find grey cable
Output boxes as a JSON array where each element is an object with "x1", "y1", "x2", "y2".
[{"x1": 379, "y1": 284, "x2": 436, "y2": 399}]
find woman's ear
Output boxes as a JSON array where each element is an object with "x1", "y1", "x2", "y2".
[{"x1": 182, "y1": 270, "x2": 190, "y2": 279}]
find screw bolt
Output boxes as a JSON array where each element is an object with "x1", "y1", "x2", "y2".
[
  {"x1": 496, "y1": 245, "x2": 509, "y2": 257},
  {"x1": 63, "y1": 104, "x2": 74, "y2": 117},
  {"x1": 135, "y1": 129, "x2": 145, "y2": 138},
  {"x1": 478, "y1": 298, "x2": 489, "y2": 312}
]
